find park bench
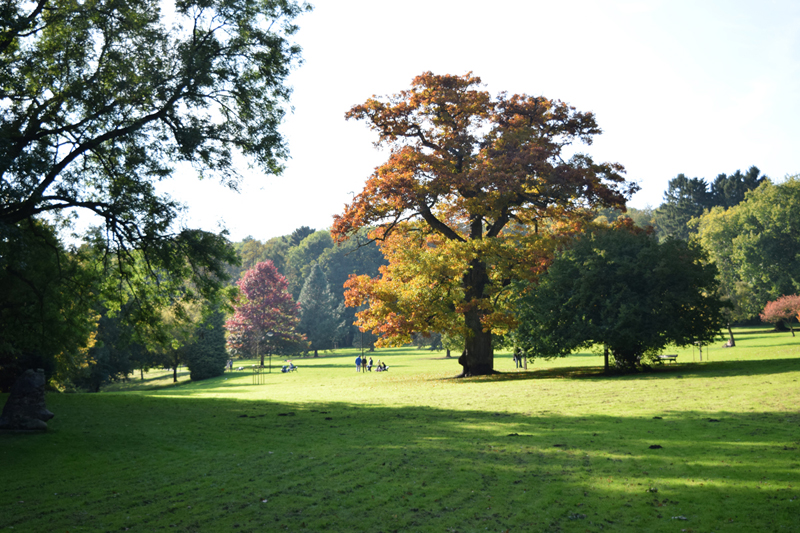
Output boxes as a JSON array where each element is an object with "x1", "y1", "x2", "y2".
[{"x1": 656, "y1": 354, "x2": 678, "y2": 364}]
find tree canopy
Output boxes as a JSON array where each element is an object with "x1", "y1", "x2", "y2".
[
  {"x1": 655, "y1": 167, "x2": 766, "y2": 241},
  {"x1": 0, "y1": 219, "x2": 97, "y2": 391},
  {"x1": 0, "y1": 0, "x2": 309, "y2": 343},
  {"x1": 297, "y1": 264, "x2": 344, "y2": 356},
  {"x1": 759, "y1": 295, "x2": 800, "y2": 336},
  {"x1": 333, "y1": 72, "x2": 637, "y2": 376},
  {"x1": 225, "y1": 261, "x2": 304, "y2": 363},
  {"x1": 1, "y1": 0, "x2": 308, "y2": 230},
  {"x1": 694, "y1": 176, "x2": 800, "y2": 319},
  {"x1": 514, "y1": 222, "x2": 726, "y2": 371}
]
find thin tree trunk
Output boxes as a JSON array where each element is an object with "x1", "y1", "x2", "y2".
[
  {"x1": 727, "y1": 324, "x2": 736, "y2": 347},
  {"x1": 604, "y1": 345, "x2": 609, "y2": 373}
]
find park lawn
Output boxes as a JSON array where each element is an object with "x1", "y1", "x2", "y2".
[{"x1": 1, "y1": 326, "x2": 799, "y2": 532}]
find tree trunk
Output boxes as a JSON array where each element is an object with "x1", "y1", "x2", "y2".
[
  {"x1": 140, "y1": 368, "x2": 144, "y2": 380},
  {"x1": 604, "y1": 345, "x2": 609, "y2": 373},
  {"x1": 446, "y1": 348, "x2": 451, "y2": 358},
  {"x1": 726, "y1": 324, "x2": 736, "y2": 347},
  {"x1": 457, "y1": 257, "x2": 494, "y2": 376}
]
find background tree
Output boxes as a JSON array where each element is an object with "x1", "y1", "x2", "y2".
[
  {"x1": 709, "y1": 166, "x2": 767, "y2": 208},
  {"x1": 759, "y1": 295, "x2": 800, "y2": 336},
  {"x1": 146, "y1": 300, "x2": 204, "y2": 383},
  {"x1": 654, "y1": 167, "x2": 767, "y2": 241},
  {"x1": 284, "y1": 230, "x2": 334, "y2": 298},
  {"x1": 332, "y1": 72, "x2": 636, "y2": 376},
  {"x1": 285, "y1": 226, "x2": 317, "y2": 248},
  {"x1": 654, "y1": 174, "x2": 711, "y2": 240},
  {"x1": 316, "y1": 230, "x2": 387, "y2": 344},
  {"x1": 515, "y1": 221, "x2": 726, "y2": 371},
  {"x1": 694, "y1": 176, "x2": 800, "y2": 319},
  {"x1": 74, "y1": 306, "x2": 148, "y2": 391},
  {"x1": 297, "y1": 264, "x2": 344, "y2": 356},
  {"x1": 185, "y1": 306, "x2": 228, "y2": 380},
  {"x1": 0, "y1": 0, "x2": 310, "y2": 351},
  {"x1": 594, "y1": 206, "x2": 659, "y2": 235},
  {"x1": 0, "y1": 220, "x2": 97, "y2": 391},
  {"x1": 225, "y1": 261, "x2": 305, "y2": 364}
]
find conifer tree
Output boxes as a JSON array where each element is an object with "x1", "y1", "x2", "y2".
[{"x1": 297, "y1": 265, "x2": 344, "y2": 356}]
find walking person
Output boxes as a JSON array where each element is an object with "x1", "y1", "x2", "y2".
[{"x1": 368, "y1": 356, "x2": 373, "y2": 371}]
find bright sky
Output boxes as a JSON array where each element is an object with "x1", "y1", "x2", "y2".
[{"x1": 164, "y1": 0, "x2": 800, "y2": 242}]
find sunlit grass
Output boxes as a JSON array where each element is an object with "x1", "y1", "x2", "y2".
[{"x1": 2, "y1": 326, "x2": 799, "y2": 532}]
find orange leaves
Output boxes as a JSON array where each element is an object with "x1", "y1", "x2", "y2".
[
  {"x1": 340, "y1": 221, "x2": 565, "y2": 343},
  {"x1": 333, "y1": 71, "x2": 635, "y2": 249},
  {"x1": 334, "y1": 72, "x2": 638, "y2": 355}
]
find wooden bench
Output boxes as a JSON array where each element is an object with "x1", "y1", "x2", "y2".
[{"x1": 656, "y1": 354, "x2": 678, "y2": 364}]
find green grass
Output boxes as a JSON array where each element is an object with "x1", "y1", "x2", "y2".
[{"x1": 2, "y1": 326, "x2": 799, "y2": 532}]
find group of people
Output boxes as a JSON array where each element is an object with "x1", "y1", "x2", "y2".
[{"x1": 355, "y1": 355, "x2": 388, "y2": 372}]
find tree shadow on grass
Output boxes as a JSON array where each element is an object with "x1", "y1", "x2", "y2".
[
  {"x1": 3, "y1": 395, "x2": 798, "y2": 532},
  {"x1": 453, "y1": 357, "x2": 800, "y2": 384}
]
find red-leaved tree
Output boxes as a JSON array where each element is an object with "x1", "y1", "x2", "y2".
[
  {"x1": 760, "y1": 295, "x2": 800, "y2": 336},
  {"x1": 226, "y1": 261, "x2": 306, "y2": 364}
]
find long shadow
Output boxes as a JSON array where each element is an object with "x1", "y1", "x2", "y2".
[
  {"x1": 448, "y1": 357, "x2": 800, "y2": 384},
  {"x1": 3, "y1": 395, "x2": 797, "y2": 532}
]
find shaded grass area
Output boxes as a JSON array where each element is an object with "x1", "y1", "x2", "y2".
[
  {"x1": 1, "y1": 326, "x2": 799, "y2": 532},
  {"x1": 2, "y1": 396, "x2": 799, "y2": 532}
]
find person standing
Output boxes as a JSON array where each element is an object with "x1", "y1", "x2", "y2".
[
  {"x1": 361, "y1": 355, "x2": 367, "y2": 373},
  {"x1": 368, "y1": 357, "x2": 373, "y2": 371},
  {"x1": 355, "y1": 355, "x2": 362, "y2": 372}
]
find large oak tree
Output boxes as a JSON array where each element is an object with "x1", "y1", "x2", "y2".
[{"x1": 332, "y1": 73, "x2": 637, "y2": 376}]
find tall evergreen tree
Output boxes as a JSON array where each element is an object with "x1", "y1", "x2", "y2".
[
  {"x1": 654, "y1": 174, "x2": 711, "y2": 240},
  {"x1": 655, "y1": 167, "x2": 767, "y2": 241},
  {"x1": 709, "y1": 166, "x2": 767, "y2": 208},
  {"x1": 186, "y1": 306, "x2": 228, "y2": 381},
  {"x1": 297, "y1": 264, "x2": 344, "y2": 356}
]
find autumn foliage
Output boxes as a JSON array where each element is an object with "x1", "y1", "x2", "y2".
[
  {"x1": 225, "y1": 261, "x2": 305, "y2": 361},
  {"x1": 332, "y1": 72, "x2": 637, "y2": 376},
  {"x1": 760, "y1": 295, "x2": 800, "y2": 336}
]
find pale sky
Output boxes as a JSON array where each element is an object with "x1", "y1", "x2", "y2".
[{"x1": 163, "y1": 0, "x2": 800, "y2": 242}]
